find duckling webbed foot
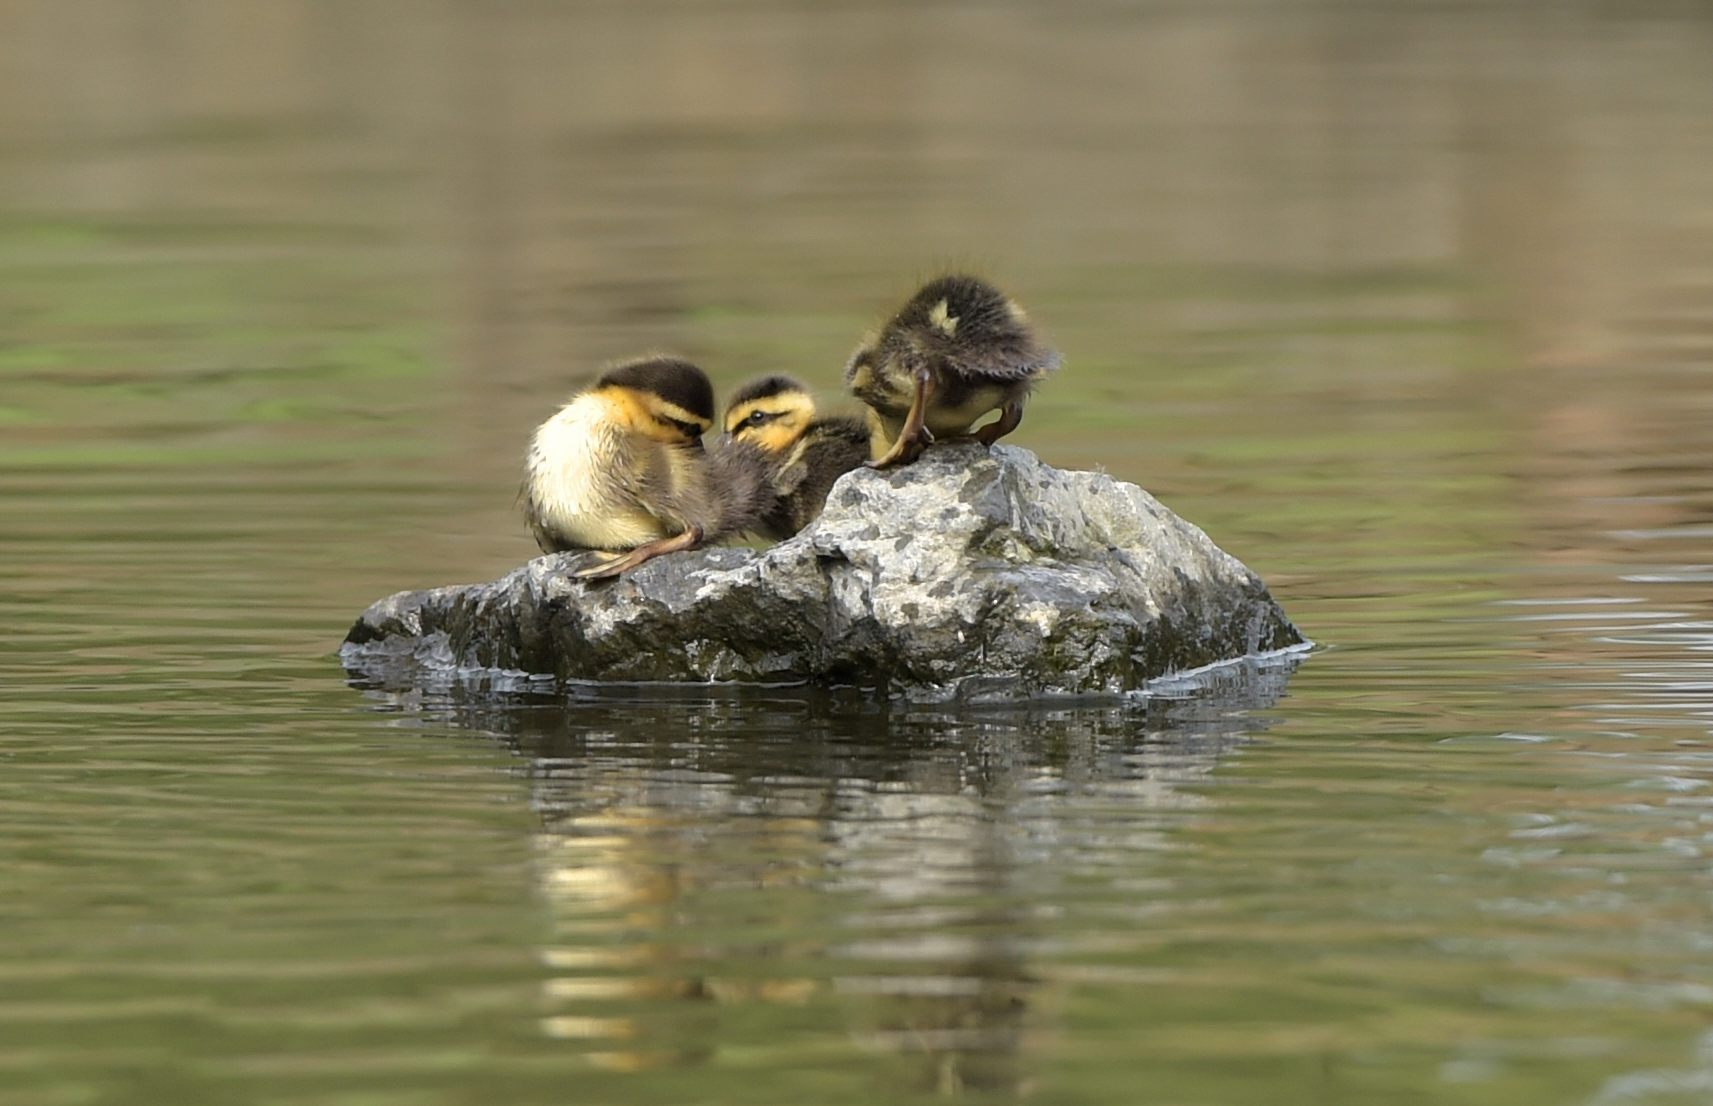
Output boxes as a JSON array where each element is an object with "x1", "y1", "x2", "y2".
[
  {"x1": 974, "y1": 401, "x2": 1024, "y2": 446},
  {"x1": 941, "y1": 402, "x2": 1026, "y2": 448},
  {"x1": 866, "y1": 370, "x2": 936, "y2": 470},
  {"x1": 867, "y1": 424, "x2": 934, "y2": 469},
  {"x1": 565, "y1": 550, "x2": 624, "y2": 578},
  {"x1": 569, "y1": 525, "x2": 705, "y2": 580}
]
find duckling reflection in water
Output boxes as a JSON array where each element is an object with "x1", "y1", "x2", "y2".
[
  {"x1": 521, "y1": 356, "x2": 777, "y2": 579},
  {"x1": 846, "y1": 274, "x2": 1060, "y2": 468},
  {"x1": 722, "y1": 374, "x2": 869, "y2": 539}
]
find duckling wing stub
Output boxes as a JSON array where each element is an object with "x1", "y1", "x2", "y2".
[
  {"x1": 632, "y1": 439, "x2": 714, "y2": 537},
  {"x1": 783, "y1": 428, "x2": 869, "y2": 532},
  {"x1": 773, "y1": 455, "x2": 811, "y2": 497},
  {"x1": 940, "y1": 332, "x2": 1061, "y2": 384},
  {"x1": 703, "y1": 438, "x2": 786, "y2": 542}
]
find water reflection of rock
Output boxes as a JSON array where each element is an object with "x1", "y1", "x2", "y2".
[{"x1": 349, "y1": 656, "x2": 1301, "y2": 1089}]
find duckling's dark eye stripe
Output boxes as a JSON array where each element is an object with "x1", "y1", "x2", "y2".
[{"x1": 658, "y1": 416, "x2": 704, "y2": 437}]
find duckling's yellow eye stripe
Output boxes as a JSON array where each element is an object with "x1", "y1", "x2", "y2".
[
  {"x1": 724, "y1": 402, "x2": 761, "y2": 434},
  {"x1": 725, "y1": 398, "x2": 804, "y2": 434}
]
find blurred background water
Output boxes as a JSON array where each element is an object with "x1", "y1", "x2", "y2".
[{"x1": 4, "y1": 1, "x2": 1713, "y2": 1103}]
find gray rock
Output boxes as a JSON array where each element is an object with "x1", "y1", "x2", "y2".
[{"x1": 341, "y1": 444, "x2": 1306, "y2": 700}]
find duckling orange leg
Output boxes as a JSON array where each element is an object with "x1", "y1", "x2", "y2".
[
  {"x1": 974, "y1": 401, "x2": 1024, "y2": 446},
  {"x1": 866, "y1": 371, "x2": 936, "y2": 469},
  {"x1": 570, "y1": 525, "x2": 705, "y2": 580}
]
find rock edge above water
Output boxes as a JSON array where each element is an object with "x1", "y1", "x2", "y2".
[{"x1": 341, "y1": 444, "x2": 1306, "y2": 701}]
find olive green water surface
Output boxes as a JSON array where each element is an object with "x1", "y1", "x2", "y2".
[{"x1": 4, "y1": 3, "x2": 1713, "y2": 1104}]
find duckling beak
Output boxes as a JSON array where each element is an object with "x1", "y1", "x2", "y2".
[{"x1": 688, "y1": 436, "x2": 705, "y2": 453}]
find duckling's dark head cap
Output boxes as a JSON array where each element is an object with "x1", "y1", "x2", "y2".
[
  {"x1": 725, "y1": 374, "x2": 807, "y2": 410},
  {"x1": 598, "y1": 356, "x2": 716, "y2": 422}
]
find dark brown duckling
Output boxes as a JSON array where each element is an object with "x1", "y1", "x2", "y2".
[
  {"x1": 845, "y1": 274, "x2": 1060, "y2": 468},
  {"x1": 723, "y1": 374, "x2": 869, "y2": 539}
]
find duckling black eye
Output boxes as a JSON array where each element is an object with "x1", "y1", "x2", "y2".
[{"x1": 746, "y1": 411, "x2": 769, "y2": 426}]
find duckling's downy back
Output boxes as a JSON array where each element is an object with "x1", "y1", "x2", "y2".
[{"x1": 861, "y1": 274, "x2": 1060, "y2": 384}]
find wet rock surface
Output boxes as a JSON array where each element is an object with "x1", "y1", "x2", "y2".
[{"x1": 341, "y1": 445, "x2": 1306, "y2": 700}]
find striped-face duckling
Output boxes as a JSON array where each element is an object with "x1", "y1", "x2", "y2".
[
  {"x1": 521, "y1": 356, "x2": 776, "y2": 578},
  {"x1": 724, "y1": 374, "x2": 870, "y2": 539},
  {"x1": 845, "y1": 274, "x2": 1061, "y2": 468}
]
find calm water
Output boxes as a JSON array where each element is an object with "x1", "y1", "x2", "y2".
[{"x1": 5, "y1": 2, "x2": 1713, "y2": 1103}]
